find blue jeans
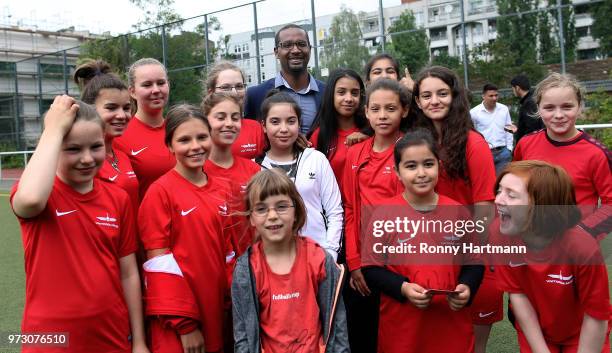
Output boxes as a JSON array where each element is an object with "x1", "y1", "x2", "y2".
[{"x1": 492, "y1": 147, "x2": 512, "y2": 176}]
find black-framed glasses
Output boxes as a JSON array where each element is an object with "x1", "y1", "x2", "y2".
[
  {"x1": 215, "y1": 83, "x2": 246, "y2": 92},
  {"x1": 252, "y1": 202, "x2": 295, "y2": 217},
  {"x1": 277, "y1": 40, "x2": 310, "y2": 50}
]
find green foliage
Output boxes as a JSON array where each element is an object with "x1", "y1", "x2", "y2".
[
  {"x1": 129, "y1": 0, "x2": 183, "y2": 30},
  {"x1": 320, "y1": 6, "x2": 371, "y2": 73},
  {"x1": 581, "y1": 90, "x2": 612, "y2": 148},
  {"x1": 387, "y1": 10, "x2": 430, "y2": 74},
  {"x1": 591, "y1": 0, "x2": 612, "y2": 57},
  {"x1": 495, "y1": 0, "x2": 538, "y2": 66},
  {"x1": 0, "y1": 143, "x2": 25, "y2": 169},
  {"x1": 431, "y1": 52, "x2": 462, "y2": 73}
]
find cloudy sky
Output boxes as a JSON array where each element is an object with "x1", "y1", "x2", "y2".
[{"x1": 1, "y1": 0, "x2": 399, "y2": 36}]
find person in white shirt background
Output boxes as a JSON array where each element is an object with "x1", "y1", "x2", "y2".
[{"x1": 470, "y1": 83, "x2": 514, "y2": 175}]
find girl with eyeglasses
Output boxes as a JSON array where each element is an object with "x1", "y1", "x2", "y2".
[
  {"x1": 231, "y1": 169, "x2": 349, "y2": 353},
  {"x1": 205, "y1": 61, "x2": 266, "y2": 160}
]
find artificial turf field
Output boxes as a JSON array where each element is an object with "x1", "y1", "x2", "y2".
[{"x1": 0, "y1": 192, "x2": 609, "y2": 352}]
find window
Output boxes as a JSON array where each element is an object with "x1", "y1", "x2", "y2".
[
  {"x1": 0, "y1": 61, "x2": 15, "y2": 77},
  {"x1": 40, "y1": 63, "x2": 67, "y2": 78},
  {"x1": 576, "y1": 26, "x2": 590, "y2": 37},
  {"x1": 578, "y1": 49, "x2": 597, "y2": 60},
  {"x1": 247, "y1": 74, "x2": 252, "y2": 83},
  {"x1": 262, "y1": 72, "x2": 266, "y2": 80},
  {"x1": 40, "y1": 99, "x2": 53, "y2": 114},
  {"x1": 242, "y1": 43, "x2": 249, "y2": 52},
  {"x1": 0, "y1": 95, "x2": 15, "y2": 117}
]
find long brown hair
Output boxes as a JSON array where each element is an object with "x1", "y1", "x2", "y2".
[{"x1": 413, "y1": 66, "x2": 473, "y2": 181}]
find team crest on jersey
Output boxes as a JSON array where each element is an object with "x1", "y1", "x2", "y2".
[
  {"x1": 546, "y1": 271, "x2": 574, "y2": 285},
  {"x1": 218, "y1": 203, "x2": 228, "y2": 216},
  {"x1": 383, "y1": 166, "x2": 392, "y2": 174},
  {"x1": 96, "y1": 213, "x2": 119, "y2": 229},
  {"x1": 241, "y1": 143, "x2": 257, "y2": 152}
]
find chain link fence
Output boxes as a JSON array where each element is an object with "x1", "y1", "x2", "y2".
[{"x1": 1, "y1": 0, "x2": 610, "y2": 151}]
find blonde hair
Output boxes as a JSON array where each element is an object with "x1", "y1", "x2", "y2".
[
  {"x1": 534, "y1": 72, "x2": 585, "y2": 107},
  {"x1": 245, "y1": 169, "x2": 307, "y2": 235},
  {"x1": 127, "y1": 58, "x2": 167, "y2": 87},
  {"x1": 204, "y1": 61, "x2": 245, "y2": 94}
]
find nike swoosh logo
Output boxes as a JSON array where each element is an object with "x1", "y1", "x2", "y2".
[
  {"x1": 109, "y1": 174, "x2": 119, "y2": 182},
  {"x1": 397, "y1": 237, "x2": 413, "y2": 244},
  {"x1": 509, "y1": 261, "x2": 527, "y2": 267},
  {"x1": 181, "y1": 206, "x2": 197, "y2": 216},
  {"x1": 56, "y1": 209, "x2": 77, "y2": 217},
  {"x1": 131, "y1": 147, "x2": 148, "y2": 156},
  {"x1": 479, "y1": 311, "x2": 495, "y2": 318}
]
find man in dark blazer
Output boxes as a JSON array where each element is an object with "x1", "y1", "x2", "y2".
[{"x1": 244, "y1": 24, "x2": 326, "y2": 134}]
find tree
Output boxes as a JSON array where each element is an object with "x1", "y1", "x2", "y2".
[
  {"x1": 495, "y1": 0, "x2": 538, "y2": 66},
  {"x1": 537, "y1": 0, "x2": 577, "y2": 64},
  {"x1": 591, "y1": 0, "x2": 612, "y2": 57},
  {"x1": 320, "y1": 6, "x2": 371, "y2": 73},
  {"x1": 387, "y1": 10, "x2": 430, "y2": 74},
  {"x1": 129, "y1": 0, "x2": 182, "y2": 30}
]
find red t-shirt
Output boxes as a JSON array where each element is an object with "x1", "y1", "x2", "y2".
[
  {"x1": 342, "y1": 137, "x2": 404, "y2": 270},
  {"x1": 138, "y1": 170, "x2": 233, "y2": 352},
  {"x1": 114, "y1": 117, "x2": 175, "y2": 200},
  {"x1": 310, "y1": 127, "x2": 359, "y2": 190},
  {"x1": 232, "y1": 118, "x2": 266, "y2": 160},
  {"x1": 97, "y1": 146, "x2": 140, "y2": 211},
  {"x1": 513, "y1": 130, "x2": 611, "y2": 208},
  {"x1": 10, "y1": 177, "x2": 137, "y2": 353},
  {"x1": 365, "y1": 193, "x2": 476, "y2": 353},
  {"x1": 495, "y1": 226, "x2": 611, "y2": 346},
  {"x1": 251, "y1": 237, "x2": 326, "y2": 353},
  {"x1": 203, "y1": 157, "x2": 261, "y2": 254},
  {"x1": 436, "y1": 130, "x2": 496, "y2": 205}
]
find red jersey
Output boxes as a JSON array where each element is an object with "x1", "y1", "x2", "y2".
[
  {"x1": 514, "y1": 130, "x2": 611, "y2": 238},
  {"x1": 10, "y1": 177, "x2": 137, "y2": 353},
  {"x1": 114, "y1": 117, "x2": 175, "y2": 200},
  {"x1": 437, "y1": 130, "x2": 496, "y2": 205},
  {"x1": 138, "y1": 170, "x2": 233, "y2": 352},
  {"x1": 310, "y1": 126, "x2": 360, "y2": 190},
  {"x1": 342, "y1": 137, "x2": 404, "y2": 270},
  {"x1": 367, "y1": 193, "x2": 476, "y2": 353},
  {"x1": 203, "y1": 157, "x2": 261, "y2": 254},
  {"x1": 97, "y1": 146, "x2": 140, "y2": 211},
  {"x1": 232, "y1": 118, "x2": 266, "y2": 159},
  {"x1": 251, "y1": 237, "x2": 326, "y2": 353},
  {"x1": 495, "y1": 226, "x2": 611, "y2": 346}
]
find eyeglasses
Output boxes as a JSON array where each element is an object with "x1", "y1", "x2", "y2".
[
  {"x1": 277, "y1": 40, "x2": 310, "y2": 50},
  {"x1": 251, "y1": 202, "x2": 295, "y2": 217},
  {"x1": 215, "y1": 83, "x2": 246, "y2": 92}
]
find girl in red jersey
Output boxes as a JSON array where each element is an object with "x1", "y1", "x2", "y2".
[
  {"x1": 362, "y1": 128, "x2": 484, "y2": 353},
  {"x1": 138, "y1": 104, "x2": 234, "y2": 353},
  {"x1": 74, "y1": 59, "x2": 139, "y2": 210},
  {"x1": 494, "y1": 161, "x2": 610, "y2": 353},
  {"x1": 341, "y1": 78, "x2": 411, "y2": 352},
  {"x1": 115, "y1": 58, "x2": 175, "y2": 200},
  {"x1": 231, "y1": 168, "x2": 349, "y2": 353},
  {"x1": 201, "y1": 92, "x2": 261, "y2": 255},
  {"x1": 412, "y1": 66, "x2": 498, "y2": 353},
  {"x1": 256, "y1": 91, "x2": 344, "y2": 261},
  {"x1": 10, "y1": 96, "x2": 148, "y2": 353},
  {"x1": 205, "y1": 61, "x2": 266, "y2": 159},
  {"x1": 308, "y1": 68, "x2": 370, "y2": 189},
  {"x1": 513, "y1": 73, "x2": 611, "y2": 240}
]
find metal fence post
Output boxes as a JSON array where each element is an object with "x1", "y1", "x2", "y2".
[
  {"x1": 460, "y1": 0, "x2": 469, "y2": 87},
  {"x1": 378, "y1": 0, "x2": 385, "y2": 51},
  {"x1": 122, "y1": 35, "x2": 130, "y2": 71},
  {"x1": 161, "y1": 25, "x2": 168, "y2": 67},
  {"x1": 37, "y1": 59, "x2": 43, "y2": 116},
  {"x1": 310, "y1": 0, "x2": 319, "y2": 77},
  {"x1": 204, "y1": 14, "x2": 210, "y2": 69},
  {"x1": 253, "y1": 2, "x2": 261, "y2": 84},
  {"x1": 556, "y1": 0, "x2": 566, "y2": 74},
  {"x1": 63, "y1": 50, "x2": 69, "y2": 94},
  {"x1": 13, "y1": 63, "x2": 21, "y2": 150}
]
